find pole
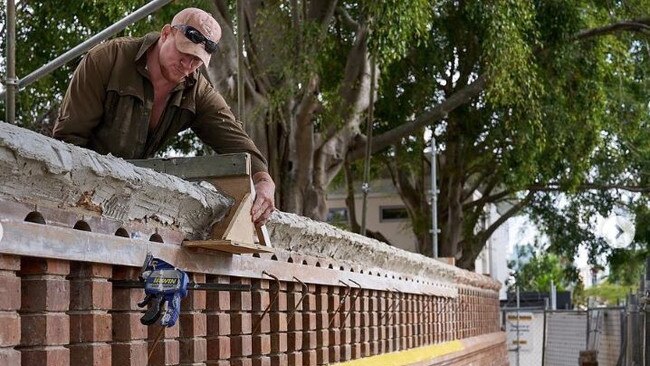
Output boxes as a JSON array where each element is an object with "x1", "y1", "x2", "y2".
[
  {"x1": 5, "y1": 0, "x2": 17, "y2": 124},
  {"x1": 643, "y1": 257, "x2": 650, "y2": 366},
  {"x1": 516, "y1": 285, "x2": 520, "y2": 366},
  {"x1": 236, "y1": 0, "x2": 245, "y2": 125},
  {"x1": 431, "y1": 136, "x2": 438, "y2": 257},
  {"x1": 360, "y1": 56, "x2": 376, "y2": 236}
]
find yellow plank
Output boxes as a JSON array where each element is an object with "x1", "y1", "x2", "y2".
[{"x1": 332, "y1": 340, "x2": 464, "y2": 366}]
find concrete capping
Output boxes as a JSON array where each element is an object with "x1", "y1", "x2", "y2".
[
  {"x1": 0, "y1": 122, "x2": 500, "y2": 293},
  {"x1": 266, "y1": 212, "x2": 502, "y2": 292},
  {"x1": 0, "y1": 122, "x2": 232, "y2": 240}
]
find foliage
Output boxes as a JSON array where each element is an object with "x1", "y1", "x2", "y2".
[
  {"x1": 582, "y1": 281, "x2": 637, "y2": 306},
  {"x1": 507, "y1": 244, "x2": 577, "y2": 293}
]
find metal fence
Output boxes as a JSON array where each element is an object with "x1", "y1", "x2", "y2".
[{"x1": 503, "y1": 298, "x2": 645, "y2": 366}]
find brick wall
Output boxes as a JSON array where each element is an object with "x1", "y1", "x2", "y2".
[{"x1": 0, "y1": 252, "x2": 506, "y2": 366}]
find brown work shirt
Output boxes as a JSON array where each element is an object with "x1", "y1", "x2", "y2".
[{"x1": 53, "y1": 32, "x2": 268, "y2": 174}]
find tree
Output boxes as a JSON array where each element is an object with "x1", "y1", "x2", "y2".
[
  {"x1": 2, "y1": 1, "x2": 649, "y2": 270},
  {"x1": 507, "y1": 244, "x2": 576, "y2": 293}
]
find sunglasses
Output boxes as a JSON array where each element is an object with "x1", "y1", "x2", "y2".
[{"x1": 173, "y1": 24, "x2": 218, "y2": 54}]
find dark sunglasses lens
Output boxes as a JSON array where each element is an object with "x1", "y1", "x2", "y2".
[
  {"x1": 185, "y1": 28, "x2": 205, "y2": 44},
  {"x1": 204, "y1": 41, "x2": 218, "y2": 54}
]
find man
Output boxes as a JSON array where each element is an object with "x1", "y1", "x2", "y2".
[{"x1": 53, "y1": 8, "x2": 275, "y2": 225}]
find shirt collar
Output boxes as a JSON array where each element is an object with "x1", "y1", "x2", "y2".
[{"x1": 135, "y1": 32, "x2": 197, "y2": 89}]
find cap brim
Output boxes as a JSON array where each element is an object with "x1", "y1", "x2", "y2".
[{"x1": 174, "y1": 32, "x2": 211, "y2": 67}]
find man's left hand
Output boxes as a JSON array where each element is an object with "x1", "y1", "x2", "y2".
[{"x1": 251, "y1": 172, "x2": 276, "y2": 226}]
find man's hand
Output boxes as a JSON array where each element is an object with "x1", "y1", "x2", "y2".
[{"x1": 251, "y1": 171, "x2": 276, "y2": 226}]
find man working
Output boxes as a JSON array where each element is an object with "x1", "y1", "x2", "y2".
[{"x1": 53, "y1": 8, "x2": 274, "y2": 225}]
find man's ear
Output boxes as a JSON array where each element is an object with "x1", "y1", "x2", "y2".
[{"x1": 160, "y1": 24, "x2": 173, "y2": 40}]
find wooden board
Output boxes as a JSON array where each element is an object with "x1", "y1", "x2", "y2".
[{"x1": 183, "y1": 239, "x2": 273, "y2": 254}]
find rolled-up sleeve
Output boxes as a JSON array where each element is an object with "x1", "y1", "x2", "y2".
[
  {"x1": 53, "y1": 45, "x2": 112, "y2": 146},
  {"x1": 192, "y1": 82, "x2": 268, "y2": 174}
]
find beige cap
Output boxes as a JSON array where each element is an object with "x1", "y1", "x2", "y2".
[{"x1": 171, "y1": 8, "x2": 221, "y2": 66}]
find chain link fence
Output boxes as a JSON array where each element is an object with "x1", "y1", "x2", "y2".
[{"x1": 502, "y1": 297, "x2": 645, "y2": 366}]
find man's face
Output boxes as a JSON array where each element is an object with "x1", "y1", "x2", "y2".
[{"x1": 158, "y1": 27, "x2": 203, "y2": 83}]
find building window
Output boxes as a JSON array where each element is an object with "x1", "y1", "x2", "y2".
[
  {"x1": 327, "y1": 207, "x2": 348, "y2": 224},
  {"x1": 380, "y1": 206, "x2": 409, "y2": 222}
]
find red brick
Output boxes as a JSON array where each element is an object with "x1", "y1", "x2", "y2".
[
  {"x1": 207, "y1": 312, "x2": 230, "y2": 336},
  {"x1": 287, "y1": 292, "x2": 304, "y2": 312},
  {"x1": 287, "y1": 331, "x2": 303, "y2": 351},
  {"x1": 328, "y1": 328, "x2": 340, "y2": 345},
  {"x1": 0, "y1": 312, "x2": 20, "y2": 346},
  {"x1": 252, "y1": 356, "x2": 271, "y2": 366},
  {"x1": 328, "y1": 345, "x2": 341, "y2": 363},
  {"x1": 341, "y1": 344, "x2": 352, "y2": 361},
  {"x1": 287, "y1": 351, "x2": 302, "y2": 366},
  {"x1": 287, "y1": 312, "x2": 302, "y2": 331},
  {"x1": 111, "y1": 266, "x2": 140, "y2": 281},
  {"x1": 69, "y1": 343, "x2": 111, "y2": 366},
  {"x1": 252, "y1": 334, "x2": 271, "y2": 354},
  {"x1": 0, "y1": 256, "x2": 20, "y2": 271},
  {"x1": 70, "y1": 280, "x2": 112, "y2": 310},
  {"x1": 0, "y1": 273, "x2": 20, "y2": 310},
  {"x1": 111, "y1": 312, "x2": 147, "y2": 341},
  {"x1": 351, "y1": 327, "x2": 362, "y2": 343},
  {"x1": 206, "y1": 291, "x2": 230, "y2": 312},
  {"x1": 302, "y1": 331, "x2": 317, "y2": 350},
  {"x1": 252, "y1": 291, "x2": 270, "y2": 312},
  {"x1": 341, "y1": 328, "x2": 352, "y2": 344},
  {"x1": 315, "y1": 312, "x2": 329, "y2": 329},
  {"x1": 147, "y1": 338, "x2": 179, "y2": 366},
  {"x1": 231, "y1": 313, "x2": 252, "y2": 335},
  {"x1": 179, "y1": 337, "x2": 207, "y2": 363},
  {"x1": 315, "y1": 294, "x2": 328, "y2": 311},
  {"x1": 271, "y1": 332, "x2": 288, "y2": 353},
  {"x1": 69, "y1": 312, "x2": 111, "y2": 342},
  {"x1": 270, "y1": 353, "x2": 288, "y2": 366},
  {"x1": 0, "y1": 348, "x2": 20, "y2": 366},
  {"x1": 316, "y1": 347, "x2": 329, "y2": 365},
  {"x1": 206, "y1": 336, "x2": 230, "y2": 360},
  {"x1": 302, "y1": 313, "x2": 316, "y2": 331},
  {"x1": 231, "y1": 335, "x2": 252, "y2": 357},
  {"x1": 301, "y1": 349, "x2": 316, "y2": 366},
  {"x1": 112, "y1": 288, "x2": 143, "y2": 311},
  {"x1": 351, "y1": 343, "x2": 362, "y2": 359},
  {"x1": 231, "y1": 292, "x2": 252, "y2": 311},
  {"x1": 148, "y1": 323, "x2": 178, "y2": 339},
  {"x1": 252, "y1": 313, "x2": 270, "y2": 334},
  {"x1": 70, "y1": 262, "x2": 112, "y2": 279},
  {"x1": 316, "y1": 329, "x2": 329, "y2": 348},
  {"x1": 179, "y1": 312, "x2": 207, "y2": 338},
  {"x1": 21, "y1": 346, "x2": 69, "y2": 366},
  {"x1": 302, "y1": 294, "x2": 316, "y2": 311},
  {"x1": 271, "y1": 291, "x2": 287, "y2": 312},
  {"x1": 21, "y1": 278, "x2": 69, "y2": 312},
  {"x1": 231, "y1": 357, "x2": 252, "y2": 366},
  {"x1": 181, "y1": 274, "x2": 206, "y2": 311},
  {"x1": 270, "y1": 312, "x2": 287, "y2": 332},
  {"x1": 111, "y1": 341, "x2": 148, "y2": 366},
  {"x1": 21, "y1": 313, "x2": 69, "y2": 346},
  {"x1": 20, "y1": 258, "x2": 69, "y2": 276}
]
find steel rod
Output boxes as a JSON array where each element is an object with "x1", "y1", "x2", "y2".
[{"x1": 17, "y1": 0, "x2": 174, "y2": 91}]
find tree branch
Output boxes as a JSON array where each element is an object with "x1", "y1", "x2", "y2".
[
  {"x1": 335, "y1": 5, "x2": 359, "y2": 30},
  {"x1": 574, "y1": 18, "x2": 650, "y2": 40},
  {"x1": 480, "y1": 191, "x2": 534, "y2": 241},
  {"x1": 527, "y1": 183, "x2": 650, "y2": 193},
  {"x1": 347, "y1": 75, "x2": 486, "y2": 161}
]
